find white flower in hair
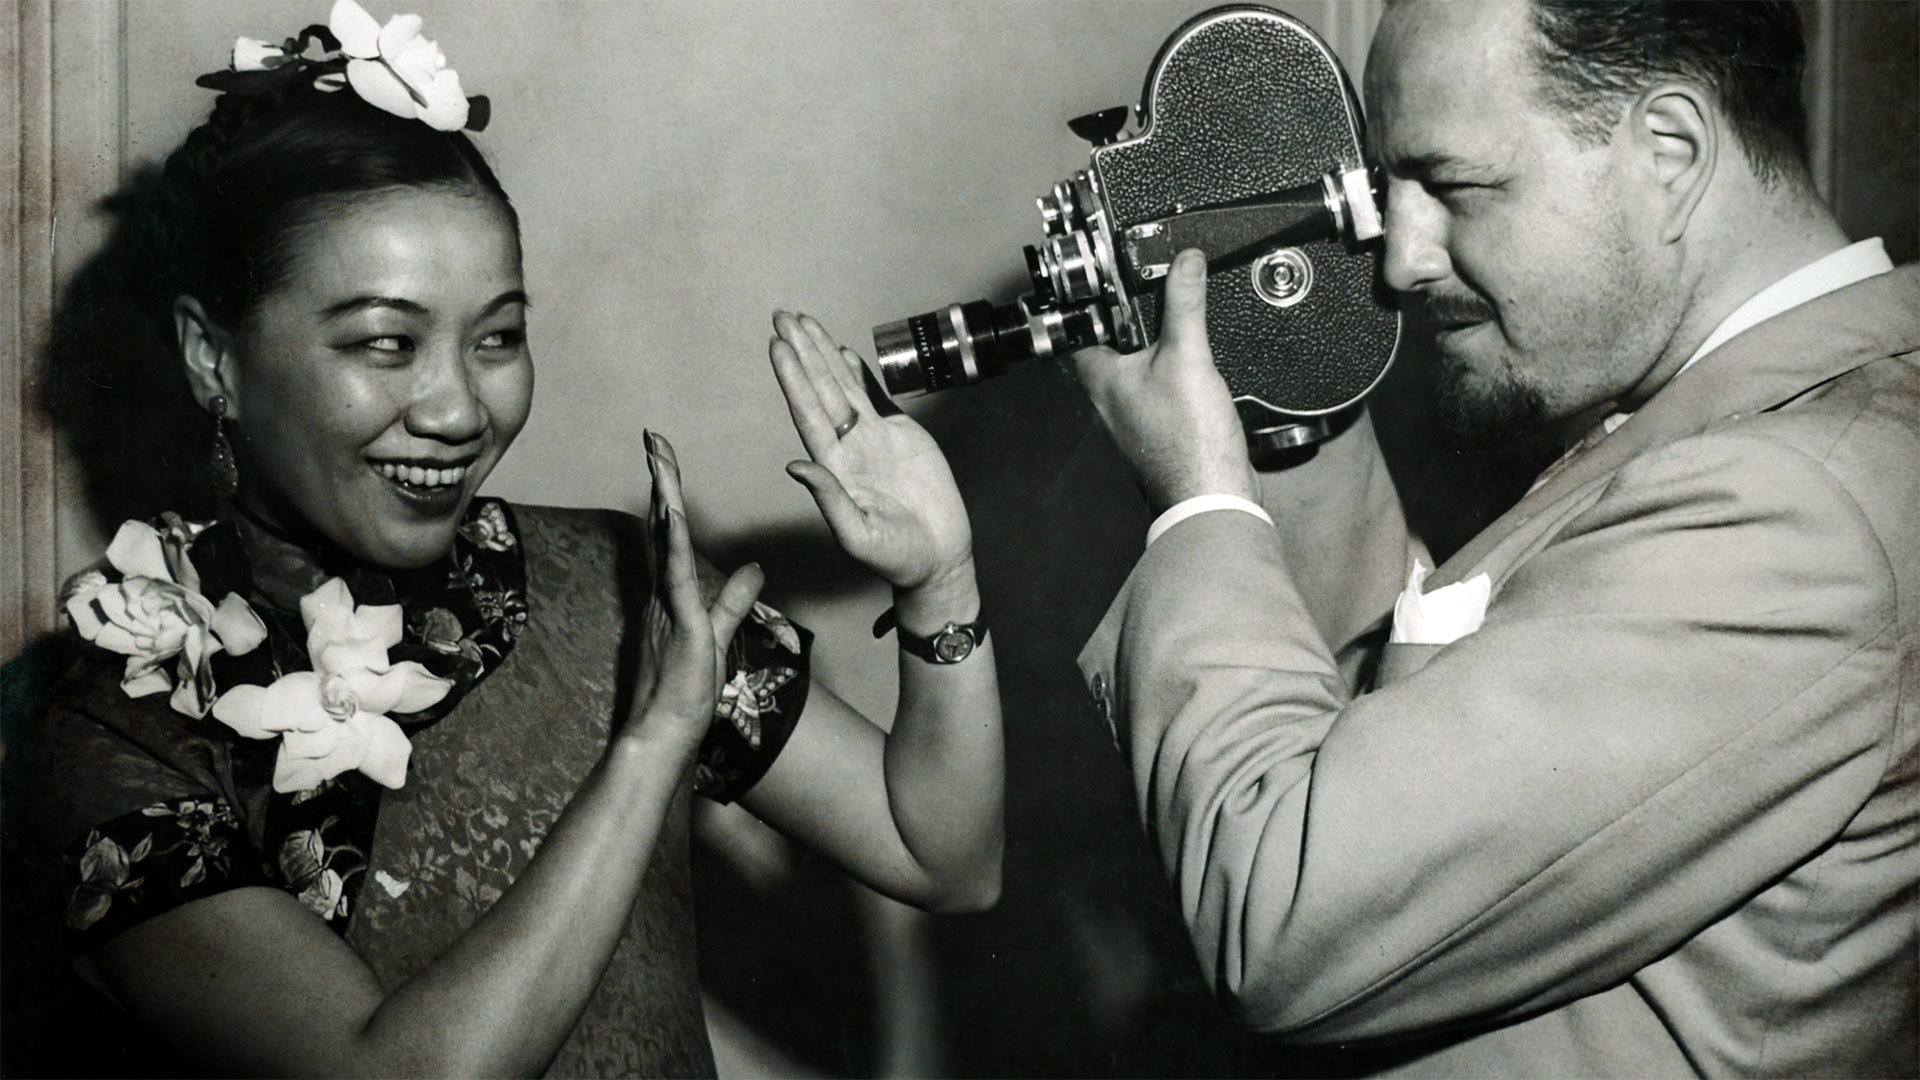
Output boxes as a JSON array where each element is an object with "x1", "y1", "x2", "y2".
[
  {"x1": 230, "y1": 36, "x2": 288, "y2": 73},
  {"x1": 328, "y1": 0, "x2": 469, "y2": 131}
]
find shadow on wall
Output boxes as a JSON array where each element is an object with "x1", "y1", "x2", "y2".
[{"x1": 35, "y1": 166, "x2": 228, "y2": 538}]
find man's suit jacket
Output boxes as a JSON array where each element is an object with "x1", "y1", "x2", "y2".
[{"x1": 1079, "y1": 265, "x2": 1920, "y2": 1075}]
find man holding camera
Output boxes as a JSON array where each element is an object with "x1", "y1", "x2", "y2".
[{"x1": 1073, "y1": 0, "x2": 1917, "y2": 1073}]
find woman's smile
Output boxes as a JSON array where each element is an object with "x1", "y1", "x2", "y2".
[
  {"x1": 373, "y1": 460, "x2": 472, "y2": 488},
  {"x1": 372, "y1": 455, "x2": 476, "y2": 515}
]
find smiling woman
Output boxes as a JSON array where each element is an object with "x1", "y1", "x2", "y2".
[
  {"x1": 25, "y1": 2, "x2": 1002, "y2": 1076},
  {"x1": 177, "y1": 185, "x2": 534, "y2": 570}
]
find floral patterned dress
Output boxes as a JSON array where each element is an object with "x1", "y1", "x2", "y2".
[{"x1": 40, "y1": 501, "x2": 811, "y2": 1077}]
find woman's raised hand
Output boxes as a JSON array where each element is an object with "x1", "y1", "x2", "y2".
[
  {"x1": 769, "y1": 312, "x2": 974, "y2": 597},
  {"x1": 637, "y1": 430, "x2": 763, "y2": 751}
]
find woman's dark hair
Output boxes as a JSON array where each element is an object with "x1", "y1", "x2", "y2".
[
  {"x1": 1526, "y1": 0, "x2": 1810, "y2": 189},
  {"x1": 41, "y1": 77, "x2": 518, "y2": 527}
]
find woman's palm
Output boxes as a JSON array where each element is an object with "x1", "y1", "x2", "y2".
[
  {"x1": 770, "y1": 312, "x2": 973, "y2": 593},
  {"x1": 817, "y1": 417, "x2": 971, "y2": 590}
]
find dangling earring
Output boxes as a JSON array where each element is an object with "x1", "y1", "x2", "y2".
[{"x1": 209, "y1": 395, "x2": 239, "y2": 497}]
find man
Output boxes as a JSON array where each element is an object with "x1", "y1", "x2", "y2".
[{"x1": 1072, "y1": 1, "x2": 1917, "y2": 1073}]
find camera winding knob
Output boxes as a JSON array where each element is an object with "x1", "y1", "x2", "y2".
[{"x1": 1250, "y1": 248, "x2": 1314, "y2": 308}]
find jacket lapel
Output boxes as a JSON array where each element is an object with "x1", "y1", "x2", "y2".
[{"x1": 1430, "y1": 264, "x2": 1920, "y2": 589}]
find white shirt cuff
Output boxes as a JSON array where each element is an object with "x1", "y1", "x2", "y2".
[{"x1": 1145, "y1": 494, "x2": 1273, "y2": 546}]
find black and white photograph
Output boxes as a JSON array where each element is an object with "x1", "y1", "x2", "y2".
[{"x1": 3, "y1": 1, "x2": 1916, "y2": 1076}]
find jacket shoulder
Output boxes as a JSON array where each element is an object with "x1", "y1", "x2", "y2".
[{"x1": 1712, "y1": 352, "x2": 1920, "y2": 591}]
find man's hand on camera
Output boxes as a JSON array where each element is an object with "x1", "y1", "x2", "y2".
[{"x1": 1071, "y1": 248, "x2": 1257, "y2": 516}]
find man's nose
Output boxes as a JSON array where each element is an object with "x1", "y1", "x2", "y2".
[
  {"x1": 405, "y1": 347, "x2": 489, "y2": 444},
  {"x1": 1381, "y1": 183, "x2": 1451, "y2": 294}
]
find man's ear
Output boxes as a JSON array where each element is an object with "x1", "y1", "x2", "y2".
[
  {"x1": 1632, "y1": 82, "x2": 1716, "y2": 245},
  {"x1": 175, "y1": 295, "x2": 237, "y2": 412}
]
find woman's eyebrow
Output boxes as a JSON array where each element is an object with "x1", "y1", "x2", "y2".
[
  {"x1": 481, "y1": 289, "x2": 532, "y2": 316},
  {"x1": 315, "y1": 291, "x2": 530, "y2": 321},
  {"x1": 317, "y1": 295, "x2": 430, "y2": 320}
]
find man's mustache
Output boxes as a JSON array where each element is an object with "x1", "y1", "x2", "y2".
[{"x1": 1416, "y1": 292, "x2": 1497, "y2": 328}]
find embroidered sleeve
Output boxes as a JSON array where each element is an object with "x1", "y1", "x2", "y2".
[
  {"x1": 37, "y1": 648, "x2": 275, "y2": 952},
  {"x1": 694, "y1": 601, "x2": 813, "y2": 803},
  {"x1": 65, "y1": 796, "x2": 272, "y2": 952}
]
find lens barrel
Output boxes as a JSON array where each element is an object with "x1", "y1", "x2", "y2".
[{"x1": 874, "y1": 300, "x2": 1030, "y2": 397}]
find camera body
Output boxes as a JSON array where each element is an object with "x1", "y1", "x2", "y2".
[{"x1": 873, "y1": 5, "x2": 1401, "y2": 450}]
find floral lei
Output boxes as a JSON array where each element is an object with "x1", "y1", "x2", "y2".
[
  {"x1": 64, "y1": 499, "x2": 527, "y2": 795},
  {"x1": 60, "y1": 499, "x2": 816, "y2": 946},
  {"x1": 62, "y1": 499, "x2": 527, "y2": 938}
]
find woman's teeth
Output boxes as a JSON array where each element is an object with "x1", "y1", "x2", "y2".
[{"x1": 378, "y1": 462, "x2": 468, "y2": 487}]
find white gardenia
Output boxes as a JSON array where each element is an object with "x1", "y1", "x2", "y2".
[
  {"x1": 212, "y1": 578, "x2": 452, "y2": 793},
  {"x1": 329, "y1": 0, "x2": 469, "y2": 130},
  {"x1": 65, "y1": 519, "x2": 267, "y2": 718}
]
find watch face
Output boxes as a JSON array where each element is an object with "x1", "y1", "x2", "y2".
[{"x1": 931, "y1": 626, "x2": 976, "y2": 663}]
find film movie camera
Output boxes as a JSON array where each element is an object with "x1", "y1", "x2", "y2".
[{"x1": 872, "y1": 5, "x2": 1401, "y2": 451}]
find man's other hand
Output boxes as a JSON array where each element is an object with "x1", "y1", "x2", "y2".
[{"x1": 1071, "y1": 248, "x2": 1257, "y2": 516}]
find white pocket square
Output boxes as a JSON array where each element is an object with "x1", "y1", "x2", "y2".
[{"x1": 1390, "y1": 560, "x2": 1491, "y2": 645}]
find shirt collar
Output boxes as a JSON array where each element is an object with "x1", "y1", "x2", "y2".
[{"x1": 1675, "y1": 237, "x2": 1895, "y2": 379}]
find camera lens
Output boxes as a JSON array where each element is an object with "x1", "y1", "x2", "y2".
[{"x1": 874, "y1": 300, "x2": 1031, "y2": 397}]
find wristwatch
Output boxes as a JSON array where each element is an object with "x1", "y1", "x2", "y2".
[{"x1": 873, "y1": 608, "x2": 988, "y2": 664}]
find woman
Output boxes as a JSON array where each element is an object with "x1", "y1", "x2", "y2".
[{"x1": 35, "y1": 3, "x2": 1000, "y2": 1075}]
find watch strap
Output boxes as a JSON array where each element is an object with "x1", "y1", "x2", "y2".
[{"x1": 872, "y1": 607, "x2": 988, "y2": 663}]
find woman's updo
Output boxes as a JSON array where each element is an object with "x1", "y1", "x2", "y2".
[
  {"x1": 43, "y1": 76, "x2": 516, "y2": 524},
  {"x1": 161, "y1": 77, "x2": 516, "y2": 325}
]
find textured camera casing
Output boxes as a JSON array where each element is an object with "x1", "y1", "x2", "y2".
[{"x1": 1092, "y1": 6, "x2": 1400, "y2": 427}]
